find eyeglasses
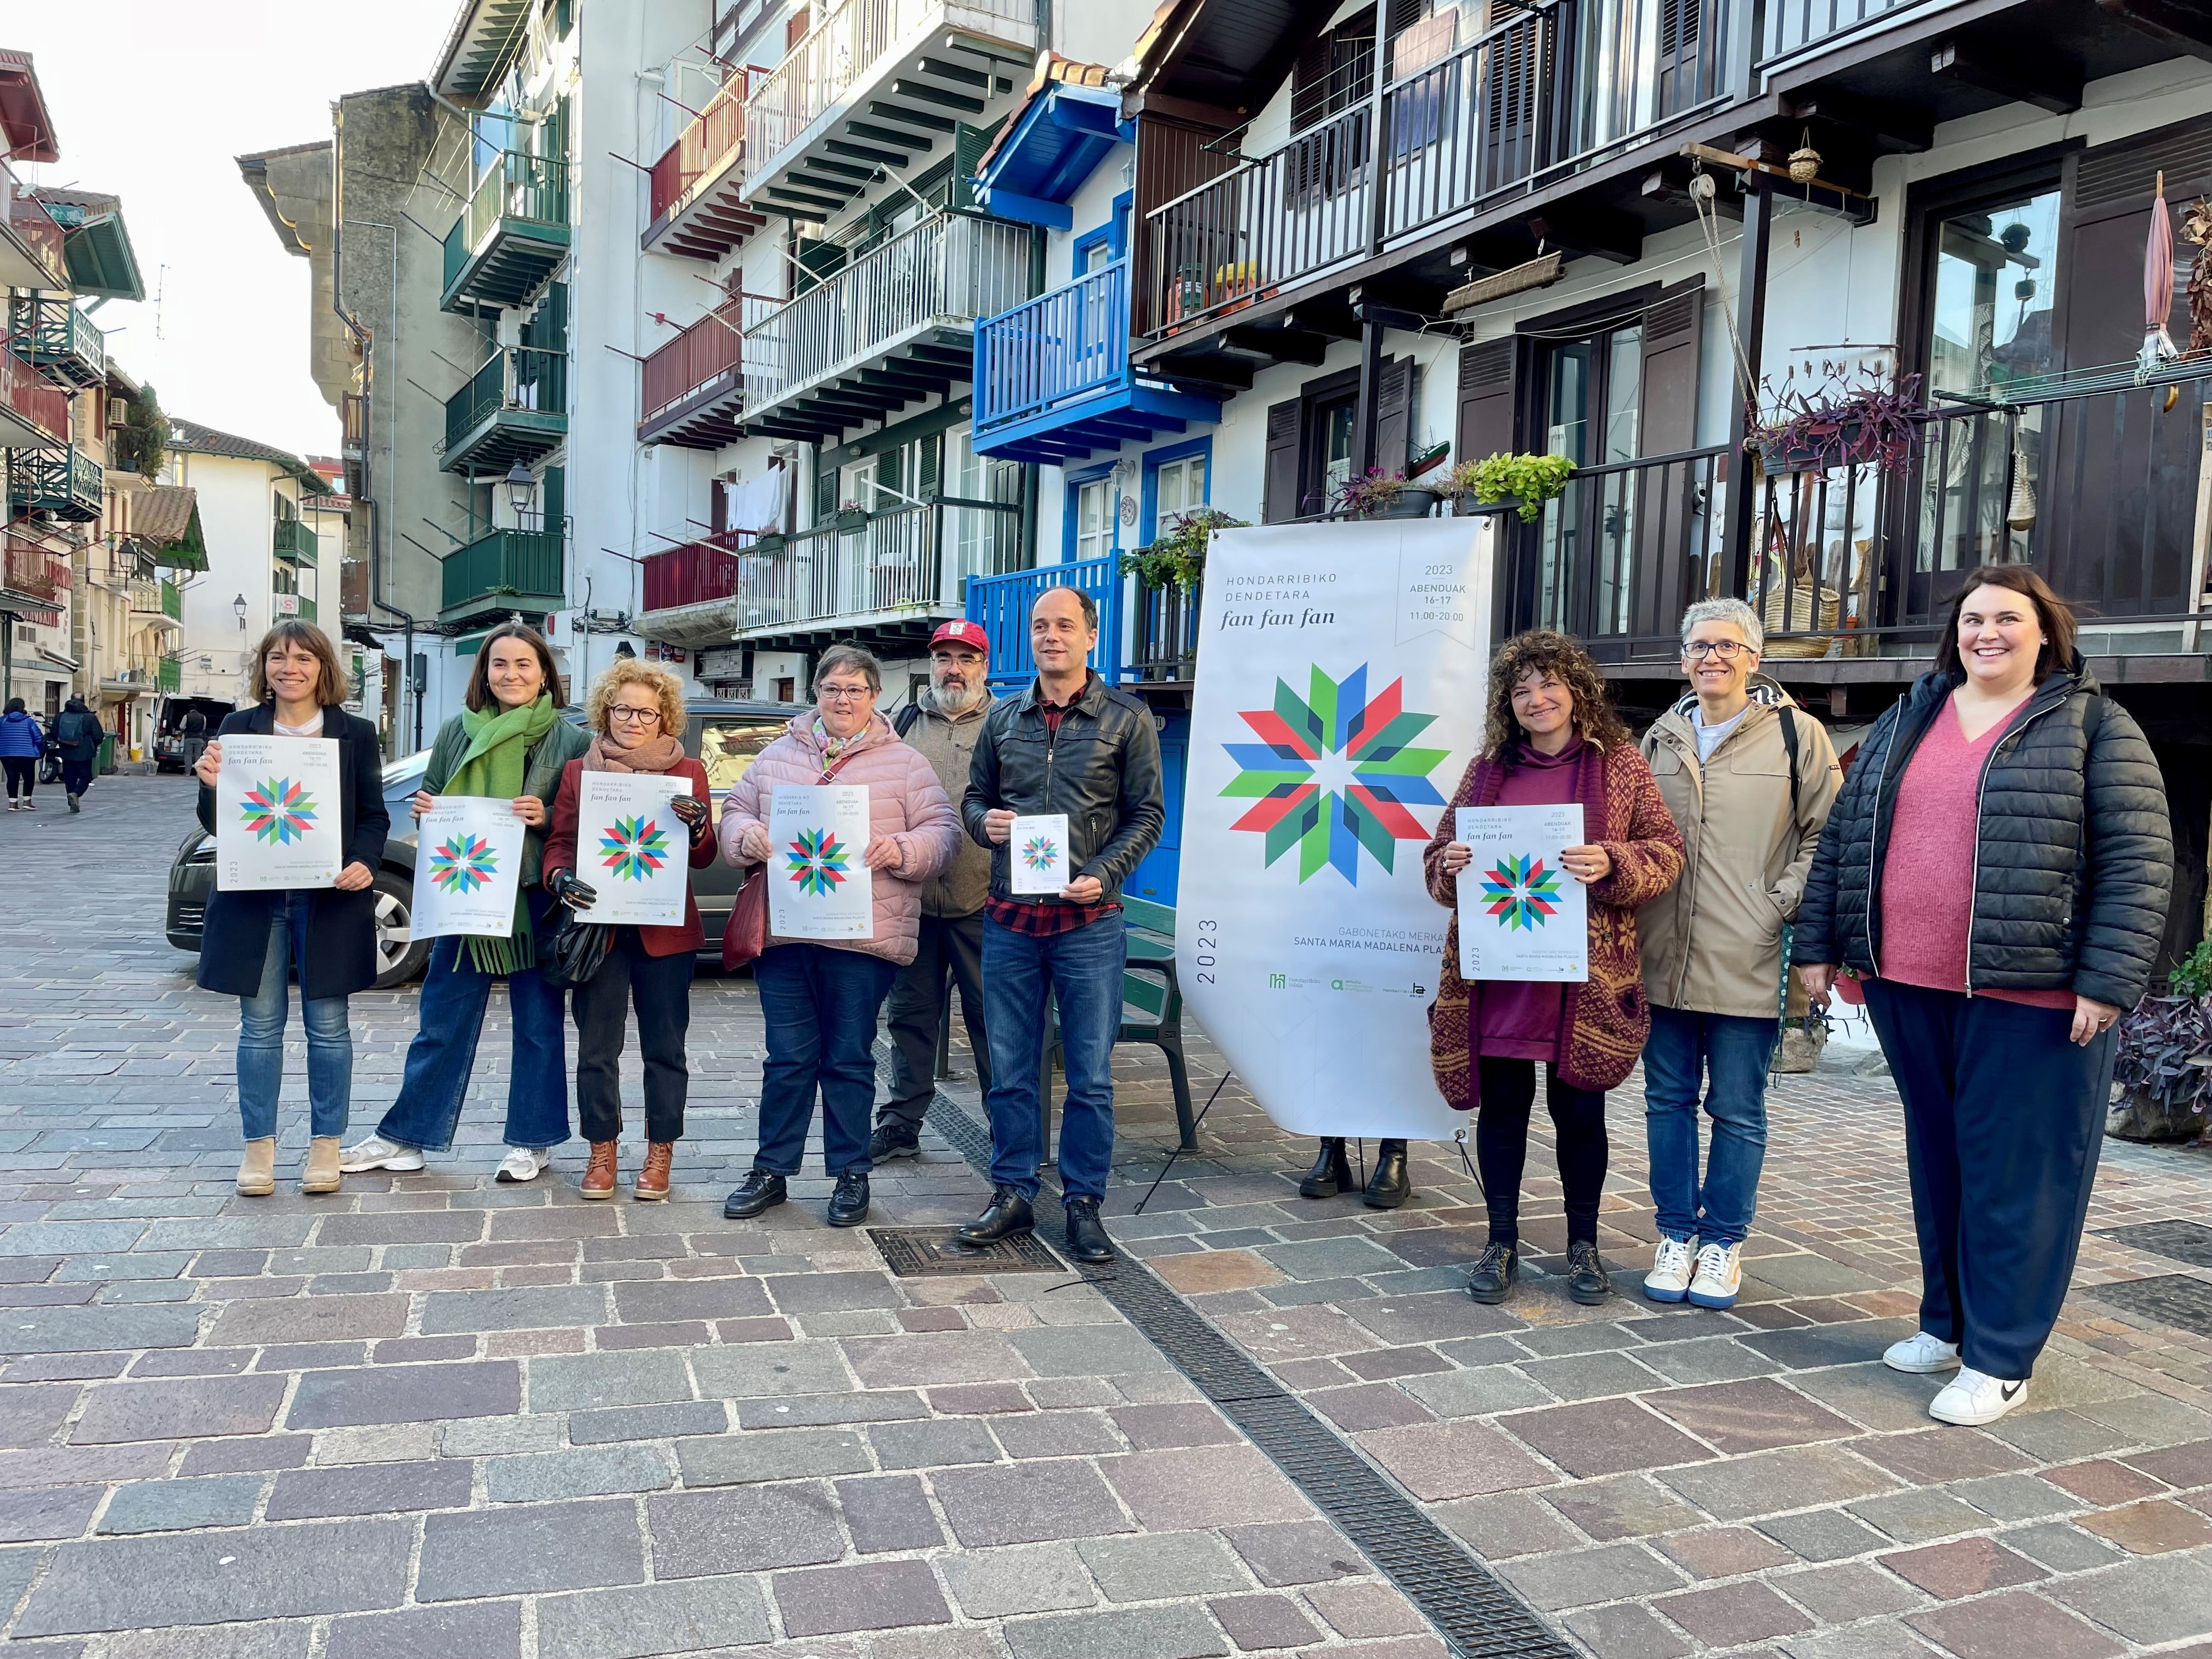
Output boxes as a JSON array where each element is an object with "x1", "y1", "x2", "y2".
[
  {"x1": 1683, "y1": 640, "x2": 1754, "y2": 661},
  {"x1": 818, "y1": 685, "x2": 874, "y2": 703},
  {"x1": 607, "y1": 705, "x2": 662, "y2": 724}
]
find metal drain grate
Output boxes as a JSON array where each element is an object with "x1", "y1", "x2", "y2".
[
  {"x1": 868, "y1": 1226, "x2": 1067, "y2": 1277},
  {"x1": 2096, "y1": 1220, "x2": 2212, "y2": 1269},
  {"x1": 920, "y1": 1092, "x2": 1573, "y2": 1659},
  {"x1": 2089, "y1": 1273, "x2": 2212, "y2": 1337}
]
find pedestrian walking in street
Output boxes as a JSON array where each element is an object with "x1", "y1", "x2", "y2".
[
  {"x1": 1427, "y1": 630, "x2": 1684, "y2": 1307},
  {"x1": 340, "y1": 624, "x2": 590, "y2": 1184},
  {"x1": 0, "y1": 699, "x2": 43, "y2": 810},
  {"x1": 52, "y1": 695, "x2": 102, "y2": 811},
  {"x1": 957, "y1": 587, "x2": 1165, "y2": 1265},
  {"x1": 719, "y1": 645, "x2": 961, "y2": 1228},
  {"x1": 179, "y1": 707, "x2": 208, "y2": 776},
  {"x1": 1636, "y1": 599, "x2": 1841, "y2": 1310},
  {"x1": 193, "y1": 622, "x2": 386, "y2": 1197},
  {"x1": 1797, "y1": 565, "x2": 2170, "y2": 1426},
  {"x1": 542, "y1": 661, "x2": 717, "y2": 1201},
  {"x1": 873, "y1": 620, "x2": 997, "y2": 1163}
]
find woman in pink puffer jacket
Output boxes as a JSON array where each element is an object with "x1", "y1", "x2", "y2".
[{"x1": 718, "y1": 645, "x2": 962, "y2": 1230}]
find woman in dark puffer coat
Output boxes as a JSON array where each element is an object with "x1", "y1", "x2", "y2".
[{"x1": 1797, "y1": 564, "x2": 2170, "y2": 1429}]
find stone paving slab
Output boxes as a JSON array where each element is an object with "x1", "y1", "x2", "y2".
[{"x1": 0, "y1": 777, "x2": 2208, "y2": 1655}]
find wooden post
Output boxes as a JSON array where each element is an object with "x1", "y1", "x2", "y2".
[{"x1": 1724, "y1": 178, "x2": 1771, "y2": 602}]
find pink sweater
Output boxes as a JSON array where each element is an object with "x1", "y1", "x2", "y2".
[{"x1": 1877, "y1": 697, "x2": 2074, "y2": 1009}]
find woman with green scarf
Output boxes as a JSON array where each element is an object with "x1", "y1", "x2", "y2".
[{"x1": 340, "y1": 624, "x2": 590, "y2": 1182}]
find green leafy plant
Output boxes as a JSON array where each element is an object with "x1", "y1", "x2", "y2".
[
  {"x1": 2170, "y1": 939, "x2": 2212, "y2": 999},
  {"x1": 1449, "y1": 451, "x2": 1575, "y2": 521},
  {"x1": 111, "y1": 383, "x2": 167, "y2": 480},
  {"x1": 1120, "y1": 507, "x2": 1247, "y2": 591}
]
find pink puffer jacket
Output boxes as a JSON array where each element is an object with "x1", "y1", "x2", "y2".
[{"x1": 718, "y1": 712, "x2": 962, "y2": 966}]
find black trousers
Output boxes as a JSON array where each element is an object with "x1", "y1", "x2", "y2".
[
  {"x1": 571, "y1": 928, "x2": 693, "y2": 1143},
  {"x1": 880, "y1": 910, "x2": 991, "y2": 1132},
  {"x1": 1475, "y1": 1058, "x2": 1609, "y2": 1246},
  {"x1": 1, "y1": 757, "x2": 33, "y2": 800},
  {"x1": 1863, "y1": 978, "x2": 2113, "y2": 1380}
]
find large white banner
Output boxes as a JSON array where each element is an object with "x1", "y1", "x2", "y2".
[
  {"x1": 215, "y1": 735, "x2": 343, "y2": 893},
  {"x1": 1178, "y1": 517, "x2": 1494, "y2": 1139},
  {"x1": 573, "y1": 773, "x2": 688, "y2": 927},
  {"x1": 412, "y1": 798, "x2": 528, "y2": 940}
]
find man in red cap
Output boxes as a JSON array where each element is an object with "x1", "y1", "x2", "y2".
[{"x1": 871, "y1": 619, "x2": 997, "y2": 1160}]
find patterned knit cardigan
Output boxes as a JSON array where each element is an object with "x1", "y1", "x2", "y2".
[{"x1": 1422, "y1": 740, "x2": 1685, "y2": 1110}]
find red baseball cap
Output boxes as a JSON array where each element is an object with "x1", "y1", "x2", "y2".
[{"x1": 929, "y1": 620, "x2": 989, "y2": 652}]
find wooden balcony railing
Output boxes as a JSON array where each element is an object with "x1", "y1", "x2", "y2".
[
  {"x1": 649, "y1": 77, "x2": 749, "y2": 223},
  {"x1": 966, "y1": 554, "x2": 1125, "y2": 685},
  {"x1": 974, "y1": 259, "x2": 1130, "y2": 439},
  {"x1": 441, "y1": 527, "x2": 566, "y2": 617},
  {"x1": 642, "y1": 298, "x2": 743, "y2": 423},
  {"x1": 641, "y1": 531, "x2": 757, "y2": 612},
  {"x1": 0, "y1": 349, "x2": 68, "y2": 445},
  {"x1": 2, "y1": 535, "x2": 63, "y2": 603}
]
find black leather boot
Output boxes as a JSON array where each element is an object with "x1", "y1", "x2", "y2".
[
  {"x1": 1363, "y1": 1139, "x2": 1412, "y2": 1209},
  {"x1": 957, "y1": 1187, "x2": 1035, "y2": 1245},
  {"x1": 1298, "y1": 1138, "x2": 1352, "y2": 1199}
]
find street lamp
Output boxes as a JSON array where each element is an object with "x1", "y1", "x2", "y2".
[
  {"x1": 505, "y1": 462, "x2": 537, "y2": 526},
  {"x1": 233, "y1": 594, "x2": 247, "y2": 631}
]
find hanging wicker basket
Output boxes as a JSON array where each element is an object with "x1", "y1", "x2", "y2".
[{"x1": 1759, "y1": 567, "x2": 1842, "y2": 657}]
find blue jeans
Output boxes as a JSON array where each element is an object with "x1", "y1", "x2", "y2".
[
  {"x1": 1642, "y1": 1003, "x2": 1777, "y2": 1248},
  {"x1": 752, "y1": 944, "x2": 899, "y2": 1177},
  {"x1": 376, "y1": 889, "x2": 571, "y2": 1151},
  {"x1": 981, "y1": 913, "x2": 1125, "y2": 1203},
  {"x1": 238, "y1": 894, "x2": 352, "y2": 1141}
]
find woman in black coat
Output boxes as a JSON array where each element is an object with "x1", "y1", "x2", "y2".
[
  {"x1": 193, "y1": 623, "x2": 387, "y2": 1199},
  {"x1": 1797, "y1": 565, "x2": 2170, "y2": 1428}
]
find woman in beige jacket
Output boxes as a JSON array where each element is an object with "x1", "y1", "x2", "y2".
[{"x1": 1636, "y1": 599, "x2": 1841, "y2": 1310}]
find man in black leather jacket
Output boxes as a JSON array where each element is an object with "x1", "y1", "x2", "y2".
[{"x1": 955, "y1": 586, "x2": 1164, "y2": 1263}]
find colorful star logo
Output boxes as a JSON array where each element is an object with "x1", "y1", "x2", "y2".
[
  {"x1": 1479, "y1": 854, "x2": 1565, "y2": 931},
  {"x1": 239, "y1": 777, "x2": 319, "y2": 846},
  {"x1": 1220, "y1": 664, "x2": 1449, "y2": 884},
  {"x1": 427, "y1": 832, "x2": 500, "y2": 895},
  {"x1": 786, "y1": 827, "x2": 850, "y2": 896},
  {"x1": 1020, "y1": 834, "x2": 1059, "y2": 872},
  {"x1": 597, "y1": 815, "x2": 671, "y2": 882}
]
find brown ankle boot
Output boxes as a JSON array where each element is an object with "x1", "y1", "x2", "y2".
[
  {"x1": 301, "y1": 1137, "x2": 342, "y2": 1195},
  {"x1": 236, "y1": 1138, "x2": 276, "y2": 1197},
  {"x1": 636, "y1": 1142, "x2": 674, "y2": 1202},
  {"x1": 580, "y1": 1141, "x2": 618, "y2": 1200}
]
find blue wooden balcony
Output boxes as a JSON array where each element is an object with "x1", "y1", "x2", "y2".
[{"x1": 972, "y1": 261, "x2": 1224, "y2": 465}]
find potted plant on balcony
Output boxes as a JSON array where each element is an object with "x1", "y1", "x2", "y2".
[
  {"x1": 833, "y1": 499, "x2": 870, "y2": 535},
  {"x1": 1448, "y1": 452, "x2": 1575, "y2": 522},
  {"x1": 1748, "y1": 367, "x2": 1926, "y2": 476},
  {"x1": 2110, "y1": 941, "x2": 2212, "y2": 1143},
  {"x1": 1120, "y1": 507, "x2": 1248, "y2": 592},
  {"x1": 1335, "y1": 470, "x2": 1439, "y2": 520}
]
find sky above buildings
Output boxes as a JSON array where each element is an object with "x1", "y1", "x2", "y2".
[{"x1": 9, "y1": 0, "x2": 461, "y2": 461}]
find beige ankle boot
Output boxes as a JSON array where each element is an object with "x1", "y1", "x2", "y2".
[
  {"x1": 302, "y1": 1137, "x2": 342, "y2": 1195},
  {"x1": 238, "y1": 1139, "x2": 277, "y2": 1197}
]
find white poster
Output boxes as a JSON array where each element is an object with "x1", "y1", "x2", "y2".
[
  {"x1": 215, "y1": 734, "x2": 343, "y2": 893},
  {"x1": 1010, "y1": 812, "x2": 1070, "y2": 895},
  {"x1": 574, "y1": 772, "x2": 688, "y2": 927},
  {"x1": 1178, "y1": 517, "x2": 1494, "y2": 1139},
  {"x1": 411, "y1": 798, "x2": 528, "y2": 940},
  {"x1": 1455, "y1": 804, "x2": 1589, "y2": 982},
  {"x1": 769, "y1": 784, "x2": 874, "y2": 940}
]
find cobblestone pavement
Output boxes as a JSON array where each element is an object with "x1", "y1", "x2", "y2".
[{"x1": 1, "y1": 776, "x2": 2210, "y2": 1658}]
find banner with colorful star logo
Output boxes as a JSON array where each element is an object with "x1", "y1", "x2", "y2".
[
  {"x1": 1181, "y1": 517, "x2": 1494, "y2": 1138},
  {"x1": 1454, "y1": 804, "x2": 1589, "y2": 980},
  {"x1": 768, "y1": 784, "x2": 874, "y2": 940},
  {"x1": 214, "y1": 733, "x2": 342, "y2": 891},
  {"x1": 573, "y1": 773, "x2": 689, "y2": 926},
  {"x1": 412, "y1": 798, "x2": 527, "y2": 940}
]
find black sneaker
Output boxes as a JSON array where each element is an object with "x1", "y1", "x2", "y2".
[
  {"x1": 868, "y1": 1123, "x2": 921, "y2": 1162},
  {"x1": 723, "y1": 1170, "x2": 787, "y2": 1220},
  {"x1": 1565, "y1": 1240, "x2": 1613, "y2": 1305},
  {"x1": 1466, "y1": 1239, "x2": 1519, "y2": 1304},
  {"x1": 825, "y1": 1169, "x2": 870, "y2": 1228},
  {"x1": 1064, "y1": 1195, "x2": 1112, "y2": 1264}
]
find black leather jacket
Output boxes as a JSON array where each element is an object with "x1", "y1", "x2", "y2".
[
  {"x1": 961, "y1": 673, "x2": 1166, "y2": 907},
  {"x1": 1796, "y1": 663, "x2": 2171, "y2": 1009}
]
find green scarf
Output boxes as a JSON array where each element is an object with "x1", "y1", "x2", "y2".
[{"x1": 445, "y1": 695, "x2": 557, "y2": 975}]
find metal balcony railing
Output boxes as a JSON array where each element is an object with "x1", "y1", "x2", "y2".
[
  {"x1": 441, "y1": 151, "x2": 571, "y2": 312},
  {"x1": 273, "y1": 517, "x2": 317, "y2": 563},
  {"x1": 650, "y1": 77, "x2": 749, "y2": 223},
  {"x1": 642, "y1": 298, "x2": 744, "y2": 424},
  {"x1": 441, "y1": 526, "x2": 566, "y2": 617},
  {"x1": 341, "y1": 392, "x2": 368, "y2": 461},
  {"x1": 7, "y1": 445, "x2": 102, "y2": 522},
  {"x1": 736, "y1": 499, "x2": 1022, "y2": 633},
  {"x1": 742, "y1": 212, "x2": 1031, "y2": 417},
  {"x1": 0, "y1": 349, "x2": 68, "y2": 445},
  {"x1": 7, "y1": 294, "x2": 105, "y2": 390},
  {"x1": 1761, "y1": 0, "x2": 1929, "y2": 63},
  {"x1": 444, "y1": 346, "x2": 567, "y2": 464},
  {"x1": 974, "y1": 259, "x2": 1130, "y2": 439},
  {"x1": 0, "y1": 161, "x2": 64, "y2": 290},
  {"x1": 744, "y1": 0, "x2": 1036, "y2": 184},
  {"x1": 641, "y1": 532, "x2": 758, "y2": 612},
  {"x1": 2, "y1": 535, "x2": 63, "y2": 603},
  {"x1": 157, "y1": 653, "x2": 181, "y2": 693},
  {"x1": 1149, "y1": 0, "x2": 1731, "y2": 334}
]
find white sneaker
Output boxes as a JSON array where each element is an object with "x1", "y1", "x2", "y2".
[
  {"x1": 1883, "y1": 1330, "x2": 1962, "y2": 1374},
  {"x1": 1930, "y1": 1366, "x2": 2028, "y2": 1426},
  {"x1": 337, "y1": 1135, "x2": 425, "y2": 1174},
  {"x1": 1644, "y1": 1236, "x2": 1696, "y2": 1302},
  {"x1": 495, "y1": 1147, "x2": 552, "y2": 1183},
  {"x1": 1686, "y1": 1242, "x2": 1743, "y2": 1308}
]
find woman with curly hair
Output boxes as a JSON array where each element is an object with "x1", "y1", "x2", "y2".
[{"x1": 1425, "y1": 630, "x2": 1685, "y2": 1305}]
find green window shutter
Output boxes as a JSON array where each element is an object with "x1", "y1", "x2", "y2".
[
  {"x1": 952, "y1": 120, "x2": 1004, "y2": 212},
  {"x1": 541, "y1": 465, "x2": 565, "y2": 530},
  {"x1": 816, "y1": 464, "x2": 837, "y2": 519},
  {"x1": 523, "y1": 281, "x2": 567, "y2": 350},
  {"x1": 918, "y1": 432, "x2": 941, "y2": 499},
  {"x1": 795, "y1": 238, "x2": 846, "y2": 296}
]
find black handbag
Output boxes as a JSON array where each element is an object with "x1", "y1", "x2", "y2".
[{"x1": 540, "y1": 907, "x2": 612, "y2": 988}]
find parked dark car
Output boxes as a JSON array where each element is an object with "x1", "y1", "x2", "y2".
[
  {"x1": 165, "y1": 698, "x2": 800, "y2": 987},
  {"x1": 154, "y1": 698, "x2": 238, "y2": 774}
]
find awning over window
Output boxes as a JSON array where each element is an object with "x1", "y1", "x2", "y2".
[
  {"x1": 974, "y1": 65, "x2": 1130, "y2": 231},
  {"x1": 134, "y1": 486, "x2": 208, "y2": 572}
]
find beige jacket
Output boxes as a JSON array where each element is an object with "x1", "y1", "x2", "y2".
[
  {"x1": 1638, "y1": 681, "x2": 1842, "y2": 1019},
  {"x1": 897, "y1": 686, "x2": 994, "y2": 918}
]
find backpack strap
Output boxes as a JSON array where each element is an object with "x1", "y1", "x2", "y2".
[
  {"x1": 893, "y1": 703, "x2": 922, "y2": 741},
  {"x1": 1778, "y1": 704, "x2": 1802, "y2": 825}
]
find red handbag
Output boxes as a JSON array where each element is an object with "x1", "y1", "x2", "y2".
[{"x1": 720, "y1": 746, "x2": 863, "y2": 970}]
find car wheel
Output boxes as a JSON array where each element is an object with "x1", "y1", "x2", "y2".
[{"x1": 372, "y1": 871, "x2": 430, "y2": 989}]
